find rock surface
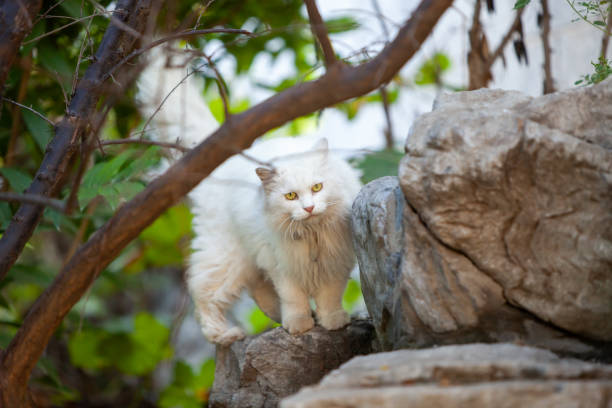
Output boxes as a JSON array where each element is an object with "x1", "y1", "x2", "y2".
[
  {"x1": 281, "y1": 343, "x2": 612, "y2": 408},
  {"x1": 352, "y1": 79, "x2": 612, "y2": 354},
  {"x1": 399, "y1": 80, "x2": 612, "y2": 341},
  {"x1": 209, "y1": 319, "x2": 374, "y2": 408},
  {"x1": 352, "y1": 177, "x2": 607, "y2": 358}
]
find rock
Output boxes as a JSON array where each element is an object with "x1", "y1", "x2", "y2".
[
  {"x1": 398, "y1": 79, "x2": 612, "y2": 342},
  {"x1": 281, "y1": 343, "x2": 612, "y2": 408},
  {"x1": 352, "y1": 177, "x2": 606, "y2": 358},
  {"x1": 209, "y1": 319, "x2": 375, "y2": 408}
]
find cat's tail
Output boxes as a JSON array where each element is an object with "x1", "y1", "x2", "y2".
[{"x1": 136, "y1": 47, "x2": 218, "y2": 155}]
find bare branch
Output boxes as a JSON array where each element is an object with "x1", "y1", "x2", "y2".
[
  {"x1": 601, "y1": 5, "x2": 612, "y2": 59},
  {"x1": 22, "y1": 13, "x2": 100, "y2": 45},
  {"x1": 540, "y1": 0, "x2": 555, "y2": 94},
  {"x1": 487, "y1": 7, "x2": 525, "y2": 70},
  {"x1": 0, "y1": 192, "x2": 65, "y2": 213},
  {"x1": 100, "y1": 138, "x2": 189, "y2": 152},
  {"x1": 2, "y1": 97, "x2": 55, "y2": 126},
  {"x1": 0, "y1": 0, "x2": 44, "y2": 97},
  {"x1": 305, "y1": 0, "x2": 338, "y2": 68},
  {"x1": 199, "y1": 52, "x2": 231, "y2": 120},
  {"x1": 0, "y1": 2, "x2": 454, "y2": 404},
  {"x1": 104, "y1": 28, "x2": 253, "y2": 82}
]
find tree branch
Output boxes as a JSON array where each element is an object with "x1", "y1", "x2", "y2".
[
  {"x1": 540, "y1": 0, "x2": 555, "y2": 94},
  {"x1": 486, "y1": 6, "x2": 525, "y2": 70},
  {"x1": 304, "y1": 0, "x2": 338, "y2": 68},
  {"x1": 601, "y1": 5, "x2": 612, "y2": 59},
  {"x1": 0, "y1": 0, "x2": 155, "y2": 282},
  {"x1": 0, "y1": 0, "x2": 454, "y2": 404},
  {"x1": 100, "y1": 138, "x2": 189, "y2": 152},
  {"x1": 0, "y1": 0, "x2": 43, "y2": 97},
  {"x1": 0, "y1": 192, "x2": 65, "y2": 213},
  {"x1": 2, "y1": 97, "x2": 55, "y2": 126}
]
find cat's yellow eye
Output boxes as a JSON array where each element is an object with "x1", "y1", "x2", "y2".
[
  {"x1": 311, "y1": 183, "x2": 323, "y2": 192},
  {"x1": 285, "y1": 192, "x2": 298, "y2": 200}
]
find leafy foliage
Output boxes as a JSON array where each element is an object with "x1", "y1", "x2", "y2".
[{"x1": 575, "y1": 57, "x2": 612, "y2": 85}]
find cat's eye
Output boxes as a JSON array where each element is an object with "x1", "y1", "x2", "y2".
[
  {"x1": 311, "y1": 183, "x2": 323, "y2": 192},
  {"x1": 285, "y1": 192, "x2": 298, "y2": 200}
]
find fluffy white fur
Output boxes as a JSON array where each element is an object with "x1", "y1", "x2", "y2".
[{"x1": 137, "y1": 51, "x2": 362, "y2": 345}]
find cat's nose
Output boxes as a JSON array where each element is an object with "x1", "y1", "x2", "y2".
[{"x1": 303, "y1": 205, "x2": 314, "y2": 213}]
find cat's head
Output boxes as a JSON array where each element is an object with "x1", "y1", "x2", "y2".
[{"x1": 255, "y1": 138, "x2": 346, "y2": 230}]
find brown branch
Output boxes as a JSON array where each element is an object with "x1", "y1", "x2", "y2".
[
  {"x1": 0, "y1": 192, "x2": 65, "y2": 213},
  {"x1": 0, "y1": 0, "x2": 42, "y2": 97},
  {"x1": 601, "y1": 6, "x2": 612, "y2": 59},
  {"x1": 379, "y1": 87, "x2": 394, "y2": 150},
  {"x1": 0, "y1": 0, "x2": 154, "y2": 283},
  {"x1": 0, "y1": 1, "x2": 453, "y2": 404},
  {"x1": 199, "y1": 52, "x2": 231, "y2": 120},
  {"x1": 6, "y1": 53, "x2": 33, "y2": 166},
  {"x1": 100, "y1": 138, "x2": 189, "y2": 152},
  {"x1": 486, "y1": 6, "x2": 525, "y2": 70},
  {"x1": 304, "y1": 0, "x2": 338, "y2": 68},
  {"x1": 540, "y1": 0, "x2": 555, "y2": 94},
  {"x1": 22, "y1": 13, "x2": 100, "y2": 45}
]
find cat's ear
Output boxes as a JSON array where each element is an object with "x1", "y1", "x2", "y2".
[{"x1": 255, "y1": 167, "x2": 276, "y2": 184}]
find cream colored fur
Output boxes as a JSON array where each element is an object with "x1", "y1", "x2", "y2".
[{"x1": 137, "y1": 51, "x2": 361, "y2": 345}]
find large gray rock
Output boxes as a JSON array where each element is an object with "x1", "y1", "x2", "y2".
[
  {"x1": 398, "y1": 79, "x2": 612, "y2": 341},
  {"x1": 209, "y1": 319, "x2": 374, "y2": 408},
  {"x1": 352, "y1": 177, "x2": 606, "y2": 358},
  {"x1": 281, "y1": 343, "x2": 612, "y2": 408}
]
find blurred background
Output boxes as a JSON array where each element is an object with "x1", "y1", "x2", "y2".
[{"x1": 0, "y1": 0, "x2": 609, "y2": 406}]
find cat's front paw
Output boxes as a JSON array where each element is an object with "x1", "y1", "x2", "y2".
[
  {"x1": 319, "y1": 309, "x2": 350, "y2": 331},
  {"x1": 209, "y1": 327, "x2": 245, "y2": 346},
  {"x1": 283, "y1": 314, "x2": 315, "y2": 335}
]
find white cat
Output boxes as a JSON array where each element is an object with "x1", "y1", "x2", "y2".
[{"x1": 137, "y1": 50, "x2": 362, "y2": 345}]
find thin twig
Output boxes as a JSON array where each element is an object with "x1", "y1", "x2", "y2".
[
  {"x1": 100, "y1": 138, "x2": 189, "y2": 152},
  {"x1": 566, "y1": 0, "x2": 611, "y2": 35},
  {"x1": 304, "y1": 0, "x2": 338, "y2": 68},
  {"x1": 33, "y1": 0, "x2": 68, "y2": 26},
  {"x1": 0, "y1": 192, "x2": 65, "y2": 213},
  {"x1": 103, "y1": 28, "x2": 253, "y2": 82},
  {"x1": 486, "y1": 6, "x2": 525, "y2": 70},
  {"x1": 540, "y1": 0, "x2": 555, "y2": 94},
  {"x1": 6, "y1": 53, "x2": 33, "y2": 166},
  {"x1": 140, "y1": 62, "x2": 206, "y2": 135},
  {"x1": 601, "y1": 5, "x2": 612, "y2": 59},
  {"x1": 22, "y1": 13, "x2": 100, "y2": 45},
  {"x1": 199, "y1": 52, "x2": 231, "y2": 120},
  {"x1": 2, "y1": 97, "x2": 55, "y2": 126}
]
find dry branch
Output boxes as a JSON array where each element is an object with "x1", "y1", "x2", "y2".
[
  {"x1": 0, "y1": 0, "x2": 43, "y2": 97},
  {"x1": 0, "y1": 0, "x2": 454, "y2": 405},
  {"x1": 540, "y1": 0, "x2": 555, "y2": 94},
  {"x1": 305, "y1": 0, "x2": 338, "y2": 68}
]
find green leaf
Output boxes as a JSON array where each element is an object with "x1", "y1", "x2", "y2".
[
  {"x1": 351, "y1": 149, "x2": 404, "y2": 184},
  {"x1": 0, "y1": 202, "x2": 12, "y2": 229},
  {"x1": 342, "y1": 279, "x2": 362, "y2": 312},
  {"x1": 415, "y1": 52, "x2": 451, "y2": 86},
  {"x1": 325, "y1": 17, "x2": 360, "y2": 34},
  {"x1": 247, "y1": 306, "x2": 277, "y2": 334},
  {"x1": 38, "y1": 42, "x2": 72, "y2": 87},
  {"x1": 0, "y1": 167, "x2": 32, "y2": 193},
  {"x1": 68, "y1": 330, "x2": 107, "y2": 371},
  {"x1": 513, "y1": 0, "x2": 531, "y2": 9},
  {"x1": 593, "y1": 20, "x2": 606, "y2": 26},
  {"x1": 22, "y1": 108, "x2": 52, "y2": 151}
]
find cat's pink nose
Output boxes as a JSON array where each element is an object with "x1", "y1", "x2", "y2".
[{"x1": 304, "y1": 205, "x2": 314, "y2": 213}]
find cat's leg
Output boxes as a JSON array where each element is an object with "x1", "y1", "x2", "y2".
[
  {"x1": 248, "y1": 274, "x2": 281, "y2": 322},
  {"x1": 274, "y1": 277, "x2": 314, "y2": 334},
  {"x1": 188, "y1": 258, "x2": 253, "y2": 346},
  {"x1": 314, "y1": 278, "x2": 350, "y2": 331}
]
